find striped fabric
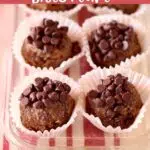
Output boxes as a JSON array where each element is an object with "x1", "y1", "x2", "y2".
[{"x1": 1, "y1": 4, "x2": 150, "y2": 150}]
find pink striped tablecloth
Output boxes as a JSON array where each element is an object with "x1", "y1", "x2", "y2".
[{"x1": 1, "y1": 4, "x2": 150, "y2": 150}]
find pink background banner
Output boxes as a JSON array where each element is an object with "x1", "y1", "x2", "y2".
[{"x1": 0, "y1": 0, "x2": 150, "y2": 4}]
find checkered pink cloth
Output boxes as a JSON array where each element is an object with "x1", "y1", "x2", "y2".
[{"x1": 1, "y1": 5, "x2": 120, "y2": 149}]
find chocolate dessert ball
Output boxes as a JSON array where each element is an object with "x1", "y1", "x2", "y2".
[
  {"x1": 94, "y1": 4, "x2": 139, "y2": 14},
  {"x1": 89, "y1": 20, "x2": 141, "y2": 68},
  {"x1": 20, "y1": 77, "x2": 75, "y2": 132},
  {"x1": 27, "y1": 4, "x2": 76, "y2": 11},
  {"x1": 86, "y1": 74, "x2": 143, "y2": 129},
  {"x1": 22, "y1": 18, "x2": 81, "y2": 68}
]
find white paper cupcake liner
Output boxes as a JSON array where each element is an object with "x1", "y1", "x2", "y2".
[
  {"x1": 9, "y1": 68, "x2": 81, "y2": 137},
  {"x1": 86, "y1": 4, "x2": 149, "y2": 18},
  {"x1": 78, "y1": 67, "x2": 150, "y2": 133},
  {"x1": 82, "y1": 14, "x2": 149, "y2": 70},
  {"x1": 12, "y1": 13, "x2": 88, "y2": 73},
  {"x1": 19, "y1": 4, "x2": 84, "y2": 17}
]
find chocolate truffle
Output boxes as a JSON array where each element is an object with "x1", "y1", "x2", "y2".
[
  {"x1": 22, "y1": 18, "x2": 81, "y2": 68},
  {"x1": 20, "y1": 77, "x2": 75, "y2": 132},
  {"x1": 94, "y1": 4, "x2": 139, "y2": 14},
  {"x1": 86, "y1": 74, "x2": 143, "y2": 129},
  {"x1": 27, "y1": 4, "x2": 76, "y2": 11},
  {"x1": 89, "y1": 20, "x2": 141, "y2": 68}
]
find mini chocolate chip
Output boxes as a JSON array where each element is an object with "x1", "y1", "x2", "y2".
[
  {"x1": 96, "y1": 28, "x2": 104, "y2": 36},
  {"x1": 98, "y1": 84, "x2": 105, "y2": 93},
  {"x1": 29, "y1": 92, "x2": 36, "y2": 102},
  {"x1": 103, "y1": 24, "x2": 111, "y2": 31},
  {"x1": 99, "y1": 39, "x2": 110, "y2": 51},
  {"x1": 91, "y1": 98, "x2": 101, "y2": 108},
  {"x1": 43, "y1": 77, "x2": 49, "y2": 83},
  {"x1": 42, "y1": 36, "x2": 51, "y2": 44},
  {"x1": 27, "y1": 36, "x2": 33, "y2": 44},
  {"x1": 114, "y1": 106, "x2": 123, "y2": 113},
  {"x1": 116, "y1": 84, "x2": 123, "y2": 94},
  {"x1": 106, "y1": 109, "x2": 115, "y2": 118},
  {"x1": 34, "y1": 40, "x2": 43, "y2": 49},
  {"x1": 114, "y1": 41, "x2": 123, "y2": 49},
  {"x1": 59, "y1": 26, "x2": 68, "y2": 33},
  {"x1": 20, "y1": 97, "x2": 29, "y2": 107},
  {"x1": 87, "y1": 90, "x2": 98, "y2": 99},
  {"x1": 111, "y1": 20, "x2": 117, "y2": 25},
  {"x1": 43, "y1": 19, "x2": 55, "y2": 27},
  {"x1": 43, "y1": 84, "x2": 52, "y2": 93},
  {"x1": 114, "y1": 76, "x2": 124, "y2": 85},
  {"x1": 115, "y1": 95, "x2": 123, "y2": 104},
  {"x1": 43, "y1": 45, "x2": 53, "y2": 52},
  {"x1": 107, "y1": 84, "x2": 115, "y2": 91},
  {"x1": 48, "y1": 92, "x2": 59, "y2": 102},
  {"x1": 56, "y1": 83, "x2": 65, "y2": 92},
  {"x1": 103, "y1": 78, "x2": 111, "y2": 86},
  {"x1": 122, "y1": 92, "x2": 131, "y2": 101},
  {"x1": 44, "y1": 27, "x2": 53, "y2": 35},
  {"x1": 104, "y1": 90, "x2": 112, "y2": 97},
  {"x1": 52, "y1": 32, "x2": 62, "y2": 38},
  {"x1": 106, "y1": 96, "x2": 115, "y2": 107},
  {"x1": 63, "y1": 83, "x2": 71, "y2": 93},
  {"x1": 23, "y1": 87, "x2": 32, "y2": 96},
  {"x1": 35, "y1": 35, "x2": 41, "y2": 40},
  {"x1": 104, "y1": 51, "x2": 116, "y2": 61},
  {"x1": 33, "y1": 101, "x2": 44, "y2": 109},
  {"x1": 118, "y1": 35, "x2": 124, "y2": 41},
  {"x1": 60, "y1": 92, "x2": 67, "y2": 102},
  {"x1": 117, "y1": 23, "x2": 128, "y2": 30},
  {"x1": 35, "y1": 77, "x2": 43, "y2": 86},
  {"x1": 50, "y1": 37, "x2": 60, "y2": 45},
  {"x1": 36, "y1": 92, "x2": 43, "y2": 100},
  {"x1": 42, "y1": 98, "x2": 51, "y2": 108},
  {"x1": 109, "y1": 29, "x2": 118, "y2": 38},
  {"x1": 35, "y1": 26, "x2": 44, "y2": 35},
  {"x1": 99, "y1": 99, "x2": 105, "y2": 106}
]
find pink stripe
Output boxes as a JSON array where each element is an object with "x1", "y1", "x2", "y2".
[
  {"x1": 84, "y1": 118, "x2": 105, "y2": 146},
  {"x1": 49, "y1": 138, "x2": 55, "y2": 147},
  {"x1": 114, "y1": 134, "x2": 120, "y2": 146},
  {"x1": 3, "y1": 136, "x2": 9, "y2": 150},
  {"x1": 66, "y1": 126, "x2": 73, "y2": 146}
]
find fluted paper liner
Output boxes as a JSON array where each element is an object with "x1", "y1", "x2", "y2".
[
  {"x1": 9, "y1": 69, "x2": 80, "y2": 137},
  {"x1": 19, "y1": 4, "x2": 84, "y2": 17},
  {"x1": 86, "y1": 4, "x2": 148, "y2": 18},
  {"x1": 78, "y1": 67, "x2": 150, "y2": 133},
  {"x1": 12, "y1": 13, "x2": 88, "y2": 72},
  {"x1": 82, "y1": 14, "x2": 149, "y2": 70}
]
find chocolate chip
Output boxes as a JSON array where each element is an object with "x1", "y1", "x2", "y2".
[
  {"x1": 97, "y1": 28, "x2": 104, "y2": 36},
  {"x1": 44, "y1": 27, "x2": 53, "y2": 35},
  {"x1": 63, "y1": 83, "x2": 71, "y2": 93},
  {"x1": 114, "y1": 76, "x2": 124, "y2": 85},
  {"x1": 122, "y1": 92, "x2": 131, "y2": 101},
  {"x1": 91, "y1": 98, "x2": 101, "y2": 108},
  {"x1": 52, "y1": 32, "x2": 62, "y2": 38},
  {"x1": 99, "y1": 39, "x2": 110, "y2": 51},
  {"x1": 48, "y1": 92, "x2": 59, "y2": 102},
  {"x1": 34, "y1": 40, "x2": 43, "y2": 49},
  {"x1": 43, "y1": 45, "x2": 53, "y2": 52},
  {"x1": 115, "y1": 95, "x2": 123, "y2": 104},
  {"x1": 59, "y1": 26, "x2": 68, "y2": 34},
  {"x1": 43, "y1": 77, "x2": 49, "y2": 83},
  {"x1": 118, "y1": 35, "x2": 124, "y2": 41},
  {"x1": 87, "y1": 90, "x2": 98, "y2": 99},
  {"x1": 55, "y1": 83, "x2": 65, "y2": 92},
  {"x1": 94, "y1": 52, "x2": 101, "y2": 64},
  {"x1": 117, "y1": 23, "x2": 128, "y2": 30},
  {"x1": 116, "y1": 84, "x2": 123, "y2": 94},
  {"x1": 20, "y1": 97, "x2": 29, "y2": 107},
  {"x1": 103, "y1": 24, "x2": 111, "y2": 31},
  {"x1": 107, "y1": 84, "x2": 115, "y2": 91},
  {"x1": 104, "y1": 51, "x2": 116, "y2": 61},
  {"x1": 106, "y1": 96, "x2": 115, "y2": 108},
  {"x1": 35, "y1": 26, "x2": 44, "y2": 35},
  {"x1": 106, "y1": 109, "x2": 115, "y2": 118},
  {"x1": 50, "y1": 37, "x2": 60, "y2": 45},
  {"x1": 42, "y1": 98, "x2": 51, "y2": 108},
  {"x1": 35, "y1": 77, "x2": 43, "y2": 86},
  {"x1": 103, "y1": 78, "x2": 111, "y2": 86},
  {"x1": 114, "y1": 106, "x2": 123, "y2": 113},
  {"x1": 72, "y1": 42, "x2": 81, "y2": 55},
  {"x1": 114, "y1": 41, "x2": 123, "y2": 49},
  {"x1": 23, "y1": 87, "x2": 32, "y2": 96},
  {"x1": 60, "y1": 92, "x2": 67, "y2": 102},
  {"x1": 43, "y1": 19, "x2": 55, "y2": 27},
  {"x1": 43, "y1": 84, "x2": 52, "y2": 93},
  {"x1": 36, "y1": 92, "x2": 43, "y2": 100},
  {"x1": 98, "y1": 84, "x2": 105, "y2": 93},
  {"x1": 29, "y1": 92, "x2": 36, "y2": 102},
  {"x1": 33, "y1": 101, "x2": 44, "y2": 109},
  {"x1": 42, "y1": 36, "x2": 51, "y2": 44},
  {"x1": 109, "y1": 29, "x2": 118, "y2": 38},
  {"x1": 27, "y1": 36, "x2": 33, "y2": 44},
  {"x1": 104, "y1": 90, "x2": 112, "y2": 97}
]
